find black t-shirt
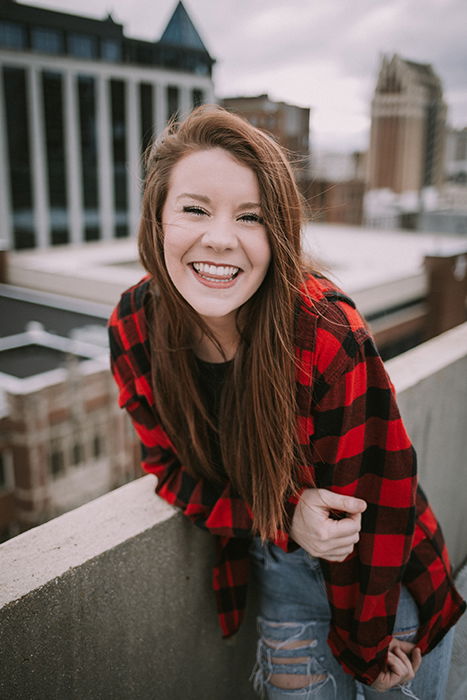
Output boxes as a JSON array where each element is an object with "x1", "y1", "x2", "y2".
[{"x1": 195, "y1": 357, "x2": 232, "y2": 475}]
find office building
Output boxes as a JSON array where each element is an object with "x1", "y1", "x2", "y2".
[
  {"x1": 221, "y1": 94, "x2": 311, "y2": 182},
  {"x1": 368, "y1": 54, "x2": 447, "y2": 194},
  {"x1": 0, "y1": 0, "x2": 215, "y2": 249}
]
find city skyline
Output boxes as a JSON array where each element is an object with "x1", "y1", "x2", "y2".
[{"x1": 23, "y1": 0, "x2": 467, "y2": 153}]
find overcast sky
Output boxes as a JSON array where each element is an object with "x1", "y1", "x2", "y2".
[{"x1": 25, "y1": 0, "x2": 467, "y2": 153}]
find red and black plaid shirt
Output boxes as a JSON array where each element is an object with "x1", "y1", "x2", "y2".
[{"x1": 108, "y1": 273, "x2": 465, "y2": 685}]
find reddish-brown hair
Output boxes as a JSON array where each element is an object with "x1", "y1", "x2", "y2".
[{"x1": 138, "y1": 105, "x2": 309, "y2": 539}]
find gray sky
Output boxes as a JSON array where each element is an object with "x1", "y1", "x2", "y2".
[{"x1": 25, "y1": 0, "x2": 467, "y2": 153}]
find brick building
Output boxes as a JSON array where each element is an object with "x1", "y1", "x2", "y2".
[
  {"x1": 221, "y1": 94, "x2": 311, "y2": 183},
  {"x1": 0, "y1": 287, "x2": 138, "y2": 540}
]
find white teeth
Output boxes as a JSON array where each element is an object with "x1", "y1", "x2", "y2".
[{"x1": 192, "y1": 262, "x2": 239, "y2": 277}]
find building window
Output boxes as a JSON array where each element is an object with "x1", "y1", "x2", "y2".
[
  {"x1": 110, "y1": 79, "x2": 128, "y2": 237},
  {"x1": 42, "y1": 71, "x2": 69, "y2": 245},
  {"x1": 0, "y1": 451, "x2": 6, "y2": 489},
  {"x1": 101, "y1": 39, "x2": 121, "y2": 62},
  {"x1": 192, "y1": 88, "x2": 204, "y2": 109},
  {"x1": 193, "y1": 59, "x2": 209, "y2": 76},
  {"x1": 0, "y1": 450, "x2": 14, "y2": 491},
  {"x1": 68, "y1": 33, "x2": 97, "y2": 59},
  {"x1": 49, "y1": 441, "x2": 65, "y2": 477},
  {"x1": 70, "y1": 441, "x2": 84, "y2": 466},
  {"x1": 92, "y1": 434, "x2": 105, "y2": 459},
  {"x1": 139, "y1": 82, "x2": 153, "y2": 157},
  {"x1": 31, "y1": 27, "x2": 63, "y2": 54},
  {"x1": 0, "y1": 20, "x2": 26, "y2": 50},
  {"x1": 167, "y1": 85, "x2": 179, "y2": 122},
  {"x1": 77, "y1": 75, "x2": 99, "y2": 241},
  {"x1": 2, "y1": 66, "x2": 34, "y2": 249}
]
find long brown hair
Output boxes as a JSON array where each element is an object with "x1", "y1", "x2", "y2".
[{"x1": 138, "y1": 105, "x2": 308, "y2": 540}]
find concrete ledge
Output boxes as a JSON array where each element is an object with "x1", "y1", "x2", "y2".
[
  {"x1": 0, "y1": 476, "x2": 258, "y2": 700},
  {"x1": 0, "y1": 476, "x2": 175, "y2": 607},
  {"x1": 387, "y1": 322, "x2": 467, "y2": 570},
  {"x1": 447, "y1": 564, "x2": 467, "y2": 699},
  {"x1": 387, "y1": 321, "x2": 467, "y2": 393}
]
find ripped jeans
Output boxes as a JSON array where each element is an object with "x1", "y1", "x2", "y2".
[{"x1": 249, "y1": 538, "x2": 455, "y2": 699}]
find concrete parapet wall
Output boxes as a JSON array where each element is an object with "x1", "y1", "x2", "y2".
[
  {"x1": 0, "y1": 477, "x2": 257, "y2": 699},
  {"x1": 1, "y1": 323, "x2": 466, "y2": 699},
  {"x1": 387, "y1": 321, "x2": 467, "y2": 571}
]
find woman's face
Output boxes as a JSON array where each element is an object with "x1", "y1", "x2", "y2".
[{"x1": 161, "y1": 147, "x2": 271, "y2": 331}]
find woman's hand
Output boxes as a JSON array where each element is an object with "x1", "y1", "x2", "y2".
[
  {"x1": 371, "y1": 638, "x2": 422, "y2": 692},
  {"x1": 290, "y1": 488, "x2": 367, "y2": 561}
]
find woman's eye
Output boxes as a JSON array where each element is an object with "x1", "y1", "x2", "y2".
[
  {"x1": 239, "y1": 213, "x2": 264, "y2": 224},
  {"x1": 183, "y1": 206, "x2": 208, "y2": 216}
]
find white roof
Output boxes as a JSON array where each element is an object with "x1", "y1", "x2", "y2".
[{"x1": 303, "y1": 222, "x2": 467, "y2": 293}]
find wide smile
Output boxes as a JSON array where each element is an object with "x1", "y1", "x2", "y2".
[{"x1": 190, "y1": 261, "x2": 242, "y2": 288}]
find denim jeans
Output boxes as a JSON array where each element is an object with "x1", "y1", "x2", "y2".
[{"x1": 249, "y1": 537, "x2": 455, "y2": 699}]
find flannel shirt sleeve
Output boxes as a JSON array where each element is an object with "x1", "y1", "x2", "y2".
[
  {"x1": 108, "y1": 306, "x2": 300, "y2": 545},
  {"x1": 311, "y1": 331, "x2": 417, "y2": 685}
]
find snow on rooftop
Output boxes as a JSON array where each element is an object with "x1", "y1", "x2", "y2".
[{"x1": 303, "y1": 223, "x2": 467, "y2": 293}]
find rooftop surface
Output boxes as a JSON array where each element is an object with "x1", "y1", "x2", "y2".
[
  {"x1": 0, "y1": 344, "x2": 87, "y2": 378},
  {"x1": 303, "y1": 223, "x2": 467, "y2": 292},
  {"x1": 0, "y1": 284, "x2": 109, "y2": 339}
]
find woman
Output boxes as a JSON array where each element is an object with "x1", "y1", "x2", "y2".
[{"x1": 108, "y1": 106, "x2": 464, "y2": 698}]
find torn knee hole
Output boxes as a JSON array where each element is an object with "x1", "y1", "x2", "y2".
[
  {"x1": 263, "y1": 637, "x2": 315, "y2": 650},
  {"x1": 271, "y1": 655, "x2": 309, "y2": 665},
  {"x1": 269, "y1": 673, "x2": 327, "y2": 690},
  {"x1": 395, "y1": 628, "x2": 418, "y2": 639}
]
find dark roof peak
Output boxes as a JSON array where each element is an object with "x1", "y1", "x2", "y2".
[{"x1": 160, "y1": 0, "x2": 209, "y2": 53}]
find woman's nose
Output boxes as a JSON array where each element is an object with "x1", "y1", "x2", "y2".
[{"x1": 201, "y1": 218, "x2": 238, "y2": 250}]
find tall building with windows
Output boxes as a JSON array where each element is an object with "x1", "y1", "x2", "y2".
[
  {"x1": 0, "y1": 0, "x2": 215, "y2": 249},
  {"x1": 368, "y1": 54, "x2": 447, "y2": 194}
]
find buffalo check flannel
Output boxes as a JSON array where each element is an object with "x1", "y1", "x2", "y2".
[{"x1": 108, "y1": 273, "x2": 465, "y2": 685}]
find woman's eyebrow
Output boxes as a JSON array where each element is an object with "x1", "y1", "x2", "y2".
[
  {"x1": 176, "y1": 193, "x2": 211, "y2": 204},
  {"x1": 176, "y1": 193, "x2": 262, "y2": 210},
  {"x1": 237, "y1": 201, "x2": 261, "y2": 209}
]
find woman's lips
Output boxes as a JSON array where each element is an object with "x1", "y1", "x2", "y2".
[{"x1": 190, "y1": 262, "x2": 241, "y2": 288}]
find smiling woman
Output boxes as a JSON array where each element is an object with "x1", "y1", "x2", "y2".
[
  {"x1": 161, "y1": 148, "x2": 271, "y2": 359},
  {"x1": 108, "y1": 106, "x2": 465, "y2": 699}
]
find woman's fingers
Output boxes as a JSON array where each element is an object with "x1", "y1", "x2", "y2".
[
  {"x1": 387, "y1": 650, "x2": 407, "y2": 677},
  {"x1": 391, "y1": 638, "x2": 416, "y2": 653},
  {"x1": 411, "y1": 647, "x2": 422, "y2": 673},
  {"x1": 315, "y1": 488, "x2": 367, "y2": 516},
  {"x1": 393, "y1": 647, "x2": 415, "y2": 678},
  {"x1": 328, "y1": 513, "x2": 363, "y2": 538},
  {"x1": 392, "y1": 646, "x2": 415, "y2": 680},
  {"x1": 291, "y1": 488, "x2": 368, "y2": 559},
  {"x1": 391, "y1": 638, "x2": 422, "y2": 675},
  {"x1": 372, "y1": 641, "x2": 422, "y2": 691}
]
